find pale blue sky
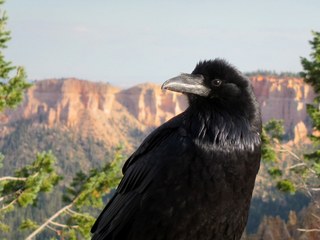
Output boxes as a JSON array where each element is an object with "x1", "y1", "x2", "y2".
[{"x1": 4, "y1": 0, "x2": 320, "y2": 87}]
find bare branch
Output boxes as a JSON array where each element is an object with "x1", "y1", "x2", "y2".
[
  {"x1": 276, "y1": 143, "x2": 316, "y2": 174},
  {"x1": 302, "y1": 181, "x2": 313, "y2": 198},
  {"x1": 0, "y1": 176, "x2": 27, "y2": 182},
  {"x1": 0, "y1": 172, "x2": 39, "y2": 182},
  {"x1": 49, "y1": 220, "x2": 78, "y2": 229},
  {"x1": 66, "y1": 207, "x2": 87, "y2": 217},
  {"x1": 312, "y1": 213, "x2": 320, "y2": 221},
  {"x1": 26, "y1": 203, "x2": 73, "y2": 240},
  {"x1": 45, "y1": 225, "x2": 59, "y2": 234},
  {"x1": 0, "y1": 198, "x2": 17, "y2": 211},
  {"x1": 298, "y1": 228, "x2": 320, "y2": 232},
  {"x1": 277, "y1": 144, "x2": 302, "y2": 161},
  {"x1": 0, "y1": 189, "x2": 22, "y2": 203},
  {"x1": 26, "y1": 192, "x2": 81, "y2": 239},
  {"x1": 288, "y1": 162, "x2": 307, "y2": 170}
]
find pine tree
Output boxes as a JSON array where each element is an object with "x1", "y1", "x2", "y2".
[
  {"x1": 0, "y1": 152, "x2": 61, "y2": 232},
  {"x1": 262, "y1": 32, "x2": 320, "y2": 196},
  {"x1": 261, "y1": 119, "x2": 297, "y2": 193},
  {"x1": 0, "y1": 0, "x2": 31, "y2": 112},
  {"x1": 24, "y1": 146, "x2": 124, "y2": 240},
  {"x1": 0, "y1": 0, "x2": 60, "y2": 234},
  {"x1": 0, "y1": 4, "x2": 123, "y2": 238},
  {"x1": 301, "y1": 31, "x2": 320, "y2": 169}
]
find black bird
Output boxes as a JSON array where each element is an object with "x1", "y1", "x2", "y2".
[{"x1": 91, "y1": 59, "x2": 262, "y2": 240}]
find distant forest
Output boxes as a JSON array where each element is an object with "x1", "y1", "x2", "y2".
[{"x1": 245, "y1": 70, "x2": 300, "y2": 77}]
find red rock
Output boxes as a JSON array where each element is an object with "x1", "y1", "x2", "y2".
[{"x1": 0, "y1": 76, "x2": 315, "y2": 148}]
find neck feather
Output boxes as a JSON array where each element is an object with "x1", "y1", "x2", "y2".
[{"x1": 185, "y1": 105, "x2": 261, "y2": 151}]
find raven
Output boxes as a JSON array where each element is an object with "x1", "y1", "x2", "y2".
[{"x1": 91, "y1": 59, "x2": 262, "y2": 240}]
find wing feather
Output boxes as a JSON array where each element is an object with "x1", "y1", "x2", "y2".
[{"x1": 91, "y1": 112, "x2": 191, "y2": 239}]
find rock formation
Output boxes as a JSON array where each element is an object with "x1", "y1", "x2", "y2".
[
  {"x1": 246, "y1": 203, "x2": 320, "y2": 240},
  {"x1": 251, "y1": 76, "x2": 315, "y2": 142},
  {"x1": 0, "y1": 76, "x2": 314, "y2": 148}
]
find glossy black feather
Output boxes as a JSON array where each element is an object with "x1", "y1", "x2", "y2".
[{"x1": 91, "y1": 59, "x2": 262, "y2": 240}]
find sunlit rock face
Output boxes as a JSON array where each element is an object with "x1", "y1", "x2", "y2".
[
  {"x1": 251, "y1": 76, "x2": 314, "y2": 143},
  {"x1": 0, "y1": 76, "x2": 314, "y2": 148}
]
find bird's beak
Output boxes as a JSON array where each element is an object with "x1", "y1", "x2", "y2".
[{"x1": 161, "y1": 73, "x2": 211, "y2": 97}]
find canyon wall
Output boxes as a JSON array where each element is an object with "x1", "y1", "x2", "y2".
[{"x1": 0, "y1": 76, "x2": 315, "y2": 147}]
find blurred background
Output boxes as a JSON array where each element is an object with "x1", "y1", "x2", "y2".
[
  {"x1": 1, "y1": 1, "x2": 320, "y2": 239},
  {"x1": 5, "y1": 0, "x2": 320, "y2": 86}
]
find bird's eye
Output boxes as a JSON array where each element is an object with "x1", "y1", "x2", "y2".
[{"x1": 212, "y1": 79, "x2": 222, "y2": 87}]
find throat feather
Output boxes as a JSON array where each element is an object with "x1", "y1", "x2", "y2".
[{"x1": 188, "y1": 110, "x2": 260, "y2": 151}]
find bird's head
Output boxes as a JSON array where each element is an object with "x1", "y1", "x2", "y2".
[{"x1": 162, "y1": 59, "x2": 257, "y2": 116}]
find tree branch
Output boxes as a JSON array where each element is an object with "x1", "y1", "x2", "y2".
[
  {"x1": 276, "y1": 143, "x2": 317, "y2": 174},
  {"x1": 26, "y1": 203, "x2": 73, "y2": 240},
  {"x1": 288, "y1": 162, "x2": 307, "y2": 170},
  {"x1": 277, "y1": 144, "x2": 301, "y2": 161},
  {"x1": 312, "y1": 213, "x2": 320, "y2": 221},
  {"x1": 0, "y1": 198, "x2": 17, "y2": 211},
  {"x1": 0, "y1": 176, "x2": 27, "y2": 182},
  {"x1": 26, "y1": 193, "x2": 81, "y2": 239},
  {"x1": 45, "y1": 224, "x2": 59, "y2": 234},
  {"x1": 49, "y1": 220, "x2": 78, "y2": 229},
  {"x1": 298, "y1": 228, "x2": 320, "y2": 232},
  {"x1": 0, "y1": 189, "x2": 22, "y2": 202},
  {"x1": 66, "y1": 207, "x2": 87, "y2": 217}
]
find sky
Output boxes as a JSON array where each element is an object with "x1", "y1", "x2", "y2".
[{"x1": 4, "y1": 0, "x2": 320, "y2": 87}]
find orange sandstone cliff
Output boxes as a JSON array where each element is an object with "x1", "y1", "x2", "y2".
[
  {"x1": 251, "y1": 75, "x2": 314, "y2": 143},
  {"x1": 0, "y1": 76, "x2": 314, "y2": 148}
]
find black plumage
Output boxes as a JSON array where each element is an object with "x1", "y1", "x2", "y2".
[{"x1": 91, "y1": 59, "x2": 262, "y2": 240}]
